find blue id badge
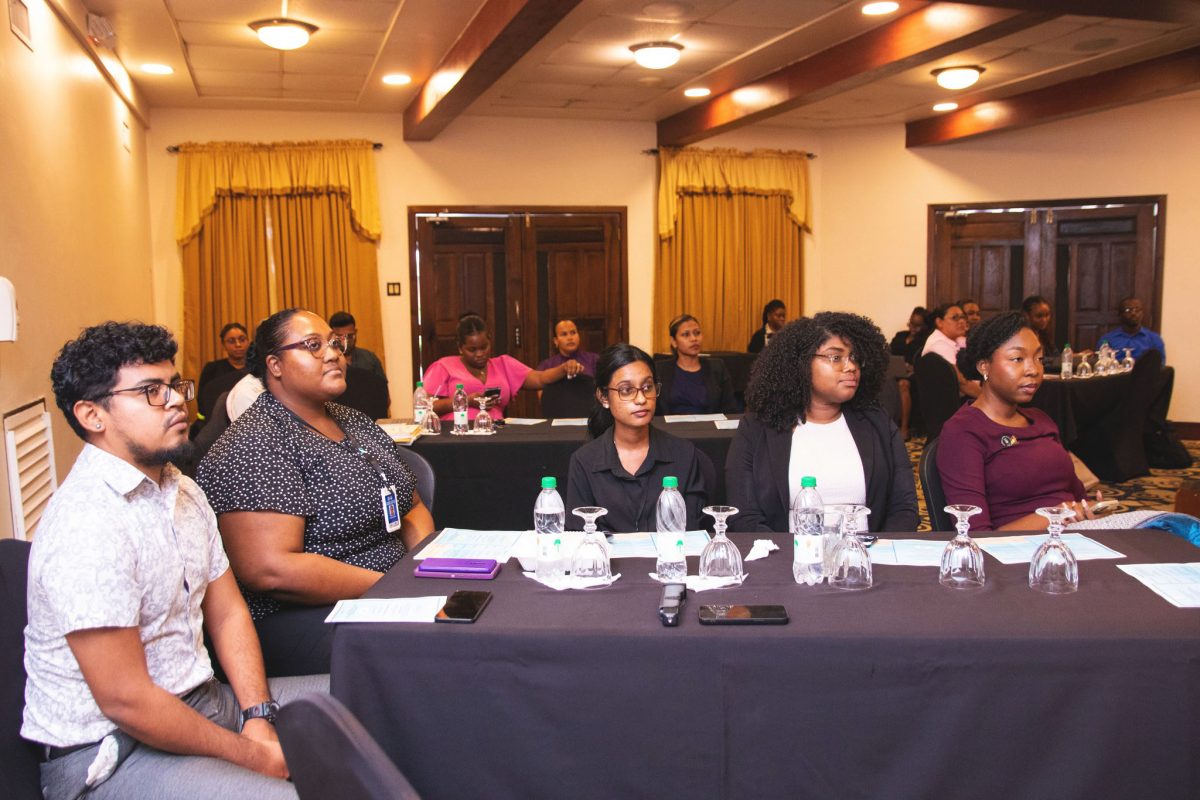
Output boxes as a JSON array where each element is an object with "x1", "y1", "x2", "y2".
[{"x1": 381, "y1": 486, "x2": 402, "y2": 532}]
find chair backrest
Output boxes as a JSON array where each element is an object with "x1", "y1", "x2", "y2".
[
  {"x1": 276, "y1": 692, "x2": 422, "y2": 800},
  {"x1": 340, "y1": 367, "x2": 391, "y2": 420},
  {"x1": 914, "y1": 353, "x2": 960, "y2": 441},
  {"x1": 540, "y1": 375, "x2": 597, "y2": 419},
  {"x1": 395, "y1": 447, "x2": 436, "y2": 514},
  {"x1": 0, "y1": 539, "x2": 42, "y2": 800},
  {"x1": 182, "y1": 390, "x2": 233, "y2": 478},
  {"x1": 918, "y1": 438, "x2": 952, "y2": 531}
]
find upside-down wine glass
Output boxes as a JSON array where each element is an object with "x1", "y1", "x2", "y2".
[
  {"x1": 1122, "y1": 347, "x2": 1135, "y2": 372},
  {"x1": 570, "y1": 506, "x2": 611, "y2": 581},
  {"x1": 1076, "y1": 353, "x2": 1093, "y2": 379},
  {"x1": 699, "y1": 505, "x2": 743, "y2": 581},
  {"x1": 939, "y1": 504, "x2": 985, "y2": 589},
  {"x1": 1029, "y1": 505, "x2": 1078, "y2": 594},
  {"x1": 420, "y1": 398, "x2": 441, "y2": 434},
  {"x1": 474, "y1": 396, "x2": 494, "y2": 434},
  {"x1": 829, "y1": 505, "x2": 872, "y2": 591}
]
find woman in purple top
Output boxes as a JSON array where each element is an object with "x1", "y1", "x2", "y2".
[
  {"x1": 937, "y1": 311, "x2": 1100, "y2": 530},
  {"x1": 424, "y1": 315, "x2": 581, "y2": 420},
  {"x1": 536, "y1": 318, "x2": 599, "y2": 376}
]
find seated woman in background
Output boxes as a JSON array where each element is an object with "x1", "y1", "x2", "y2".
[
  {"x1": 747, "y1": 299, "x2": 787, "y2": 353},
  {"x1": 937, "y1": 311, "x2": 1099, "y2": 531},
  {"x1": 197, "y1": 308, "x2": 434, "y2": 676},
  {"x1": 567, "y1": 344, "x2": 708, "y2": 531},
  {"x1": 726, "y1": 313, "x2": 918, "y2": 533},
  {"x1": 195, "y1": 322, "x2": 249, "y2": 428},
  {"x1": 1022, "y1": 294, "x2": 1060, "y2": 360},
  {"x1": 657, "y1": 314, "x2": 738, "y2": 415},
  {"x1": 424, "y1": 314, "x2": 581, "y2": 420},
  {"x1": 921, "y1": 303, "x2": 981, "y2": 399},
  {"x1": 889, "y1": 306, "x2": 930, "y2": 440}
]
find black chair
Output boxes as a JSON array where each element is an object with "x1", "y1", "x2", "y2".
[
  {"x1": 540, "y1": 375, "x2": 596, "y2": 418},
  {"x1": 339, "y1": 367, "x2": 391, "y2": 420},
  {"x1": 914, "y1": 353, "x2": 960, "y2": 441},
  {"x1": 918, "y1": 438, "x2": 952, "y2": 531},
  {"x1": 276, "y1": 692, "x2": 422, "y2": 800},
  {"x1": 394, "y1": 447, "x2": 436, "y2": 514},
  {"x1": 1, "y1": 539, "x2": 41, "y2": 800},
  {"x1": 1071, "y1": 349, "x2": 1162, "y2": 482}
]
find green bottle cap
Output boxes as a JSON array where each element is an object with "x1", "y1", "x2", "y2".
[
  {"x1": 416, "y1": 381, "x2": 424, "y2": 388},
  {"x1": 662, "y1": 476, "x2": 679, "y2": 488},
  {"x1": 1063, "y1": 343, "x2": 1071, "y2": 349},
  {"x1": 541, "y1": 476, "x2": 557, "y2": 489},
  {"x1": 801, "y1": 476, "x2": 817, "y2": 488},
  {"x1": 455, "y1": 383, "x2": 464, "y2": 389}
]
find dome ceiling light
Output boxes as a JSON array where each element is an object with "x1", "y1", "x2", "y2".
[
  {"x1": 932, "y1": 65, "x2": 984, "y2": 90},
  {"x1": 249, "y1": 2, "x2": 317, "y2": 51},
  {"x1": 630, "y1": 41, "x2": 684, "y2": 69}
]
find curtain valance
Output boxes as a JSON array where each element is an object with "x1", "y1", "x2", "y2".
[
  {"x1": 174, "y1": 139, "x2": 381, "y2": 245},
  {"x1": 657, "y1": 147, "x2": 811, "y2": 239}
]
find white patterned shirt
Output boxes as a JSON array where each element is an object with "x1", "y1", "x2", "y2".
[{"x1": 22, "y1": 444, "x2": 229, "y2": 746}]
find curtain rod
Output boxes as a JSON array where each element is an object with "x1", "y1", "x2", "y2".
[
  {"x1": 642, "y1": 147, "x2": 816, "y2": 159},
  {"x1": 166, "y1": 142, "x2": 384, "y2": 153}
]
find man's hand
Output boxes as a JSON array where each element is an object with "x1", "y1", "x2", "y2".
[{"x1": 239, "y1": 735, "x2": 289, "y2": 780}]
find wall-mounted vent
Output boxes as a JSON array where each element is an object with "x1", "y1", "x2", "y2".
[{"x1": 4, "y1": 398, "x2": 57, "y2": 541}]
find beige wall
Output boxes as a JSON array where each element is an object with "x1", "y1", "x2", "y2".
[{"x1": 0, "y1": 1, "x2": 154, "y2": 538}]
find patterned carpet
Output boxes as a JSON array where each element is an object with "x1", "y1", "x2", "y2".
[{"x1": 906, "y1": 438, "x2": 1200, "y2": 531}]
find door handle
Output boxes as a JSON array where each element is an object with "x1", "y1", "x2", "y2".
[{"x1": 514, "y1": 325, "x2": 521, "y2": 346}]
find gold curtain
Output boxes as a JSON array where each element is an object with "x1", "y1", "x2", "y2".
[{"x1": 654, "y1": 147, "x2": 809, "y2": 353}]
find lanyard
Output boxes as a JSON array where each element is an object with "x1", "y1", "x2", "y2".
[{"x1": 286, "y1": 407, "x2": 392, "y2": 487}]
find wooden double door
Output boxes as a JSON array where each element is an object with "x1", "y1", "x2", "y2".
[
  {"x1": 409, "y1": 208, "x2": 627, "y2": 417},
  {"x1": 928, "y1": 198, "x2": 1164, "y2": 352}
]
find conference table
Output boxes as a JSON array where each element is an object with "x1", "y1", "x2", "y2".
[
  {"x1": 410, "y1": 417, "x2": 738, "y2": 530},
  {"x1": 331, "y1": 529, "x2": 1200, "y2": 800},
  {"x1": 1030, "y1": 371, "x2": 1132, "y2": 445}
]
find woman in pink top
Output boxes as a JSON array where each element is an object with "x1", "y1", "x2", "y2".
[{"x1": 423, "y1": 314, "x2": 582, "y2": 420}]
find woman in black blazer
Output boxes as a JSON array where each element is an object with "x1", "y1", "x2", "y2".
[
  {"x1": 657, "y1": 314, "x2": 738, "y2": 415},
  {"x1": 726, "y1": 313, "x2": 918, "y2": 533}
]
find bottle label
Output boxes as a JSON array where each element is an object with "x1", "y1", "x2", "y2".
[
  {"x1": 794, "y1": 534, "x2": 821, "y2": 564},
  {"x1": 454, "y1": 410, "x2": 468, "y2": 427},
  {"x1": 414, "y1": 406, "x2": 427, "y2": 424}
]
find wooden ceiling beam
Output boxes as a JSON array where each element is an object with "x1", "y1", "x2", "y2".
[
  {"x1": 948, "y1": 1, "x2": 1200, "y2": 25},
  {"x1": 906, "y1": 44, "x2": 1200, "y2": 146},
  {"x1": 403, "y1": 0, "x2": 583, "y2": 142},
  {"x1": 656, "y1": 3, "x2": 1050, "y2": 147}
]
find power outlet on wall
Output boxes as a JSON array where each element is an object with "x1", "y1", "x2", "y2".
[
  {"x1": 904, "y1": 275, "x2": 917, "y2": 287},
  {"x1": 385, "y1": 282, "x2": 402, "y2": 296}
]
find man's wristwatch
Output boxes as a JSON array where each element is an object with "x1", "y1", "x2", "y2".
[{"x1": 240, "y1": 700, "x2": 280, "y2": 726}]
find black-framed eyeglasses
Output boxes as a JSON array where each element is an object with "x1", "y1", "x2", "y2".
[
  {"x1": 813, "y1": 352, "x2": 860, "y2": 367},
  {"x1": 604, "y1": 382, "x2": 661, "y2": 401},
  {"x1": 273, "y1": 335, "x2": 348, "y2": 358},
  {"x1": 99, "y1": 379, "x2": 195, "y2": 407}
]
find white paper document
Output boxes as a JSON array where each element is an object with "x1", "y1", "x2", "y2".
[
  {"x1": 713, "y1": 419, "x2": 740, "y2": 430},
  {"x1": 413, "y1": 528, "x2": 526, "y2": 561},
  {"x1": 324, "y1": 596, "x2": 446, "y2": 623},
  {"x1": 869, "y1": 539, "x2": 948, "y2": 567},
  {"x1": 1118, "y1": 563, "x2": 1200, "y2": 608},
  {"x1": 663, "y1": 413, "x2": 728, "y2": 423},
  {"x1": 503, "y1": 417, "x2": 546, "y2": 425},
  {"x1": 550, "y1": 418, "x2": 589, "y2": 426},
  {"x1": 377, "y1": 422, "x2": 421, "y2": 445},
  {"x1": 975, "y1": 533, "x2": 1125, "y2": 565},
  {"x1": 605, "y1": 530, "x2": 712, "y2": 559}
]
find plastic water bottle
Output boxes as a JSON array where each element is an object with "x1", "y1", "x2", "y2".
[
  {"x1": 1060, "y1": 343, "x2": 1073, "y2": 380},
  {"x1": 534, "y1": 477, "x2": 566, "y2": 582},
  {"x1": 413, "y1": 381, "x2": 428, "y2": 426},
  {"x1": 654, "y1": 476, "x2": 688, "y2": 581},
  {"x1": 791, "y1": 476, "x2": 824, "y2": 586},
  {"x1": 452, "y1": 383, "x2": 469, "y2": 434}
]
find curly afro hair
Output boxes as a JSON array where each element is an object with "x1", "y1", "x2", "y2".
[
  {"x1": 51, "y1": 321, "x2": 178, "y2": 440},
  {"x1": 957, "y1": 311, "x2": 1032, "y2": 380},
  {"x1": 745, "y1": 311, "x2": 889, "y2": 432}
]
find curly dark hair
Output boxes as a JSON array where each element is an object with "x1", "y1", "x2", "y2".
[
  {"x1": 745, "y1": 311, "x2": 889, "y2": 431},
  {"x1": 246, "y1": 307, "x2": 303, "y2": 380},
  {"x1": 957, "y1": 311, "x2": 1032, "y2": 380},
  {"x1": 51, "y1": 321, "x2": 178, "y2": 440}
]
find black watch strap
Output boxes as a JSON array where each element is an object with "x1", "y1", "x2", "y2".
[{"x1": 240, "y1": 699, "x2": 280, "y2": 726}]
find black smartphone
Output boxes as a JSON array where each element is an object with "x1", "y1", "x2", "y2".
[
  {"x1": 659, "y1": 583, "x2": 687, "y2": 627},
  {"x1": 435, "y1": 590, "x2": 492, "y2": 623},
  {"x1": 482, "y1": 387, "x2": 502, "y2": 400},
  {"x1": 698, "y1": 604, "x2": 788, "y2": 625}
]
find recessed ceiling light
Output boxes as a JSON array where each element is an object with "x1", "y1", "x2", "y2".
[
  {"x1": 382, "y1": 73, "x2": 412, "y2": 86},
  {"x1": 140, "y1": 63, "x2": 174, "y2": 75},
  {"x1": 932, "y1": 101, "x2": 958, "y2": 112},
  {"x1": 862, "y1": 1, "x2": 900, "y2": 15},
  {"x1": 248, "y1": 18, "x2": 318, "y2": 50},
  {"x1": 684, "y1": 87, "x2": 710, "y2": 98},
  {"x1": 932, "y1": 66, "x2": 984, "y2": 90},
  {"x1": 629, "y1": 41, "x2": 684, "y2": 69}
]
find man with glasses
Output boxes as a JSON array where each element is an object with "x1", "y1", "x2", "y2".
[
  {"x1": 1101, "y1": 297, "x2": 1166, "y2": 362},
  {"x1": 24, "y1": 321, "x2": 323, "y2": 799},
  {"x1": 329, "y1": 310, "x2": 385, "y2": 379}
]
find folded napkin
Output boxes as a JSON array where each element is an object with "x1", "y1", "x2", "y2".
[
  {"x1": 745, "y1": 539, "x2": 780, "y2": 561},
  {"x1": 523, "y1": 572, "x2": 622, "y2": 590},
  {"x1": 648, "y1": 573, "x2": 746, "y2": 591}
]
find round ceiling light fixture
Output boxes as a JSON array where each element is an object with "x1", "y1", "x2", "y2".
[
  {"x1": 140, "y1": 63, "x2": 174, "y2": 75},
  {"x1": 683, "y1": 87, "x2": 710, "y2": 98},
  {"x1": 861, "y1": 2, "x2": 900, "y2": 15},
  {"x1": 932, "y1": 101, "x2": 958, "y2": 112},
  {"x1": 382, "y1": 73, "x2": 412, "y2": 86},
  {"x1": 630, "y1": 41, "x2": 684, "y2": 69},
  {"x1": 932, "y1": 65, "x2": 984, "y2": 90},
  {"x1": 248, "y1": 18, "x2": 318, "y2": 50}
]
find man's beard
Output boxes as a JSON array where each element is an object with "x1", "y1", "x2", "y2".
[{"x1": 129, "y1": 439, "x2": 195, "y2": 468}]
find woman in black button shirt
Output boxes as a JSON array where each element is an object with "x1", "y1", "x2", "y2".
[
  {"x1": 656, "y1": 314, "x2": 737, "y2": 416},
  {"x1": 566, "y1": 344, "x2": 709, "y2": 532},
  {"x1": 197, "y1": 308, "x2": 434, "y2": 676}
]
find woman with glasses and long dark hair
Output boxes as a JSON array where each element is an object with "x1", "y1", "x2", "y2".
[
  {"x1": 657, "y1": 314, "x2": 738, "y2": 415},
  {"x1": 566, "y1": 344, "x2": 709, "y2": 532},
  {"x1": 726, "y1": 313, "x2": 917, "y2": 532},
  {"x1": 197, "y1": 308, "x2": 434, "y2": 676}
]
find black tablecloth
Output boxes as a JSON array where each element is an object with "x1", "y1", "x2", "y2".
[
  {"x1": 1027, "y1": 372, "x2": 1131, "y2": 445},
  {"x1": 411, "y1": 418, "x2": 737, "y2": 530},
  {"x1": 331, "y1": 530, "x2": 1200, "y2": 800}
]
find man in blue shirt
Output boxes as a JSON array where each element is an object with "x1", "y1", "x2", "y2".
[{"x1": 1101, "y1": 297, "x2": 1166, "y2": 362}]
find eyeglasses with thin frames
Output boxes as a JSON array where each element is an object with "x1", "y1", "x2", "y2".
[
  {"x1": 273, "y1": 335, "x2": 349, "y2": 358},
  {"x1": 604, "y1": 382, "x2": 661, "y2": 402},
  {"x1": 813, "y1": 352, "x2": 860, "y2": 368},
  {"x1": 99, "y1": 379, "x2": 195, "y2": 407}
]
